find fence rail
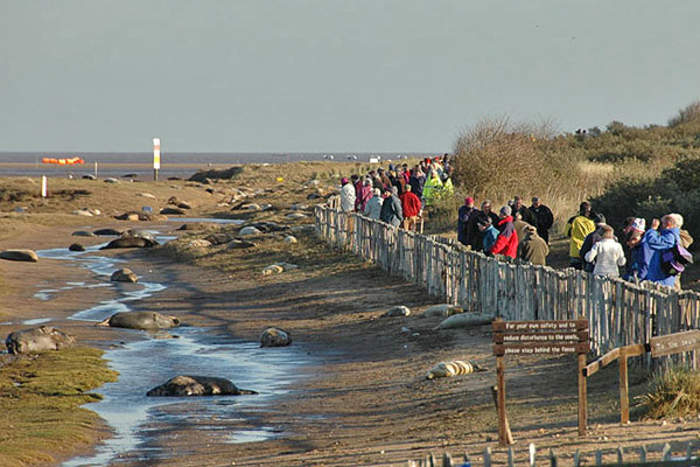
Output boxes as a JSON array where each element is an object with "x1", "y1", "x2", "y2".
[{"x1": 314, "y1": 205, "x2": 700, "y2": 358}]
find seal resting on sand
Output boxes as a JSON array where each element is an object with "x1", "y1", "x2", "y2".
[
  {"x1": 425, "y1": 360, "x2": 486, "y2": 380},
  {"x1": 5, "y1": 326, "x2": 76, "y2": 354},
  {"x1": 97, "y1": 311, "x2": 179, "y2": 330},
  {"x1": 146, "y1": 375, "x2": 257, "y2": 397},
  {"x1": 100, "y1": 234, "x2": 159, "y2": 249},
  {"x1": 260, "y1": 327, "x2": 292, "y2": 347}
]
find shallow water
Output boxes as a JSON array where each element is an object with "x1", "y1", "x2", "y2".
[
  {"x1": 63, "y1": 328, "x2": 307, "y2": 466},
  {"x1": 30, "y1": 235, "x2": 312, "y2": 465},
  {"x1": 167, "y1": 217, "x2": 245, "y2": 225}
]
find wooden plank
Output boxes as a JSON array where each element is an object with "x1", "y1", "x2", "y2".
[
  {"x1": 493, "y1": 331, "x2": 588, "y2": 344},
  {"x1": 583, "y1": 347, "x2": 620, "y2": 377},
  {"x1": 619, "y1": 347, "x2": 630, "y2": 424},
  {"x1": 496, "y1": 356, "x2": 509, "y2": 446},
  {"x1": 578, "y1": 352, "x2": 587, "y2": 436},
  {"x1": 649, "y1": 330, "x2": 700, "y2": 357},
  {"x1": 491, "y1": 384, "x2": 513, "y2": 446},
  {"x1": 493, "y1": 342, "x2": 589, "y2": 356},
  {"x1": 492, "y1": 320, "x2": 588, "y2": 332}
]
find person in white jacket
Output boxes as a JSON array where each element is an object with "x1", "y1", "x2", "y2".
[
  {"x1": 339, "y1": 177, "x2": 356, "y2": 212},
  {"x1": 584, "y1": 225, "x2": 626, "y2": 278}
]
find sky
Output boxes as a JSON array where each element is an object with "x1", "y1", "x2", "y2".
[{"x1": 1, "y1": 0, "x2": 699, "y2": 153}]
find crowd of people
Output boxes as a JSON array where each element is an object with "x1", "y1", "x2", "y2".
[
  {"x1": 457, "y1": 196, "x2": 553, "y2": 266},
  {"x1": 336, "y1": 156, "x2": 693, "y2": 290},
  {"x1": 338, "y1": 155, "x2": 455, "y2": 229},
  {"x1": 566, "y1": 202, "x2": 693, "y2": 289}
]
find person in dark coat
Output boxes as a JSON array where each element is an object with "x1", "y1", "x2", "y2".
[
  {"x1": 380, "y1": 187, "x2": 403, "y2": 227},
  {"x1": 511, "y1": 196, "x2": 537, "y2": 226},
  {"x1": 457, "y1": 196, "x2": 477, "y2": 246},
  {"x1": 530, "y1": 197, "x2": 554, "y2": 244},
  {"x1": 408, "y1": 166, "x2": 426, "y2": 201},
  {"x1": 471, "y1": 200, "x2": 499, "y2": 251}
]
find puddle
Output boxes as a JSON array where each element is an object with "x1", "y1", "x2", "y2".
[
  {"x1": 28, "y1": 232, "x2": 313, "y2": 465},
  {"x1": 21, "y1": 318, "x2": 52, "y2": 325},
  {"x1": 168, "y1": 217, "x2": 245, "y2": 225}
]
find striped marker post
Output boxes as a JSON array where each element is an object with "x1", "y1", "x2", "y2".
[{"x1": 153, "y1": 137, "x2": 161, "y2": 181}]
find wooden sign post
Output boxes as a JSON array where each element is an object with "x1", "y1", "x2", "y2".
[{"x1": 492, "y1": 318, "x2": 590, "y2": 445}]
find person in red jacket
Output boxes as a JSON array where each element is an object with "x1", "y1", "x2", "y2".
[
  {"x1": 399, "y1": 184, "x2": 422, "y2": 231},
  {"x1": 488, "y1": 205, "x2": 518, "y2": 258}
]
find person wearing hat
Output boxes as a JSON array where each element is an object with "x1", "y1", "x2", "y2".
[
  {"x1": 457, "y1": 196, "x2": 477, "y2": 246},
  {"x1": 565, "y1": 202, "x2": 596, "y2": 269},
  {"x1": 340, "y1": 177, "x2": 356, "y2": 212},
  {"x1": 530, "y1": 197, "x2": 554, "y2": 244},
  {"x1": 518, "y1": 224, "x2": 550, "y2": 266},
  {"x1": 579, "y1": 213, "x2": 608, "y2": 273},
  {"x1": 488, "y1": 205, "x2": 518, "y2": 258}
]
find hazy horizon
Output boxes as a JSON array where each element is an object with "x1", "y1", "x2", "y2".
[{"x1": 2, "y1": 1, "x2": 699, "y2": 153}]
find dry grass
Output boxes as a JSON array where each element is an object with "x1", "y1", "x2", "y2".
[{"x1": 639, "y1": 366, "x2": 700, "y2": 420}]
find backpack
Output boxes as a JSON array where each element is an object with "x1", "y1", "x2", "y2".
[{"x1": 661, "y1": 243, "x2": 694, "y2": 276}]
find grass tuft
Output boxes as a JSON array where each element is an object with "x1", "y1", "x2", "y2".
[{"x1": 639, "y1": 366, "x2": 700, "y2": 419}]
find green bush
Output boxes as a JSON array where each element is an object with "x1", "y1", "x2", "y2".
[{"x1": 590, "y1": 156, "x2": 700, "y2": 239}]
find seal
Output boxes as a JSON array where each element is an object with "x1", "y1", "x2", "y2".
[
  {"x1": 425, "y1": 360, "x2": 486, "y2": 380},
  {"x1": 260, "y1": 327, "x2": 292, "y2": 347},
  {"x1": 5, "y1": 326, "x2": 76, "y2": 354},
  {"x1": 97, "y1": 311, "x2": 179, "y2": 330},
  {"x1": 100, "y1": 234, "x2": 158, "y2": 249},
  {"x1": 146, "y1": 375, "x2": 257, "y2": 397}
]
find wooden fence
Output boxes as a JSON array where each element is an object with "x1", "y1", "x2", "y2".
[
  {"x1": 314, "y1": 205, "x2": 700, "y2": 358},
  {"x1": 408, "y1": 441, "x2": 697, "y2": 466}
]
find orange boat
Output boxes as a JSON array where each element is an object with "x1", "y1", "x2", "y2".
[{"x1": 42, "y1": 156, "x2": 85, "y2": 165}]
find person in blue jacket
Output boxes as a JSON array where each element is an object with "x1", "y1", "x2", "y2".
[
  {"x1": 641, "y1": 214, "x2": 682, "y2": 287},
  {"x1": 478, "y1": 218, "x2": 499, "y2": 255}
]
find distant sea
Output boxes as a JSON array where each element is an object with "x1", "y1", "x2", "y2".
[{"x1": 0, "y1": 152, "x2": 432, "y2": 179}]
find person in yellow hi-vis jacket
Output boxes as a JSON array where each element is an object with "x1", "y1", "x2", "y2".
[
  {"x1": 422, "y1": 170, "x2": 443, "y2": 206},
  {"x1": 565, "y1": 201, "x2": 595, "y2": 269}
]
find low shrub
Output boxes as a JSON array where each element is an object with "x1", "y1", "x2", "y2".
[
  {"x1": 639, "y1": 365, "x2": 700, "y2": 419},
  {"x1": 590, "y1": 156, "x2": 700, "y2": 239}
]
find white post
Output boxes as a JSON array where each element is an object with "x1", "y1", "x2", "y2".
[
  {"x1": 153, "y1": 137, "x2": 161, "y2": 181},
  {"x1": 41, "y1": 175, "x2": 47, "y2": 198},
  {"x1": 94, "y1": 161, "x2": 98, "y2": 178}
]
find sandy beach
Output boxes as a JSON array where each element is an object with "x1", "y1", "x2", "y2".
[{"x1": 0, "y1": 163, "x2": 698, "y2": 466}]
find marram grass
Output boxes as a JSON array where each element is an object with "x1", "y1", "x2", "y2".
[
  {"x1": 0, "y1": 346, "x2": 118, "y2": 465},
  {"x1": 640, "y1": 365, "x2": 700, "y2": 420}
]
